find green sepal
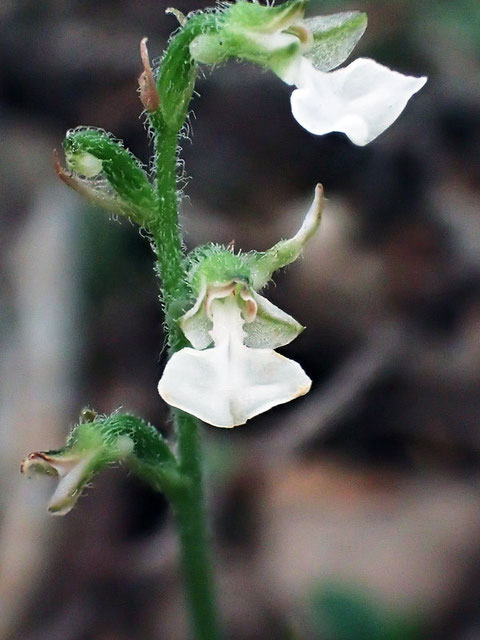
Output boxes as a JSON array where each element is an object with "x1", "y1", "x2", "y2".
[
  {"x1": 303, "y1": 11, "x2": 367, "y2": 71},
  {"x1": 63, "y1": 128, "x2": 157, "y2": 225},
  {"x1": 189, "y1": 0, "x2": 305, "y2": 74},
  {"x1": 21, "y1": 411, "x2": 181, "y2": 515},
  {"x1": 157, "y1": 12, "x2": 220, "y2": 132},
  {"x1": 185, "y1": 244, "x2": 253, "y2": 297},
  {"x1": 225, "y1": 0, "x2": 306, "y2": 34},
  {"x1": 190, "y1": 29, "x2": 301, "y2": 75},
  {"x1": 178, "y1": 244, "x2": 304, "y2": 350}
]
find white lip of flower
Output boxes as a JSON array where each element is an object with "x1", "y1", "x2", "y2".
[
  {"x1": 158, "y1": 290, "x2": 311, "y2": 428},
  {"x1": 282, "y1": 55, "x2": 427, "y2": 146}
]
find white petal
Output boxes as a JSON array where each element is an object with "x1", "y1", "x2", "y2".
[
  {"x1": 158, "y1": 296, "x2": 311, "y2": 427},
  {"x1": 290, "y1": 57, "x2": 427, "y2": 145},
  {"x1": 21, "y1": 451, "x2": 95, "y2": 516}
]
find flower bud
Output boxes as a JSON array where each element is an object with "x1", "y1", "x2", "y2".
[
  {"x1": 66, "y1": 150, "x2": 103, "y2": 178},
  {"x1": 61, "y1": 128, "x2": 157, "y2": 224}
]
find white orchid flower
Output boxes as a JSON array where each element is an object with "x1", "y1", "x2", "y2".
[
  {"x1": 158, "y1": 185, "x2": 324, "y2": 428},
  {"x1": 190, "y1": 4, "x2": 427, "y2": 146},
  {"x1": 274, "y1": 11, "x2": 428, "y2": 146}
]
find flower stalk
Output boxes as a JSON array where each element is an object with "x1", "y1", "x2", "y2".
[
  {"x1": 22, "y1": 3, "x2": 428, "y2": 639},
  {"x1": 143, "y1": 29, "x2": 223, "y2": 639}
]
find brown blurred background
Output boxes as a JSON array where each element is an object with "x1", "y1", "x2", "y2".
[{"x1": 1, "y1": 0, "x2": 480, "y2": 638}]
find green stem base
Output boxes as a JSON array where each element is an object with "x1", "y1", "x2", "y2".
[{"x1": 171, "y1": 411, "x2": 222, "y2": 640}]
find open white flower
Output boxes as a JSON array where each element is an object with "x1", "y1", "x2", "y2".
[
  {"x1": 282, "y1": 55, "x2": 427, "y2": 146},
  {"x1": 159, "y1": 288, "x2": 311, "y2": 428},
  {"x1": 190, "y1": 5, "x2": 427, "y2": 146},
  {"x1": 158, "y1": 185, "x2": 325, "y2": 428}
]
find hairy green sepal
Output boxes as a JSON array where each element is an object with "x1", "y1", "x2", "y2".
[
  {"x1": 189, "y1": 0, "x2": 306, "y2": 74},
  {"x1": 186, "y1": 245, "x2": 253, "y2": 297}
]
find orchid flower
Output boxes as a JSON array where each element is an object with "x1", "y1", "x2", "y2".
[
  {"x1": 189, "y1": 2, "x2": 427, "y2": 146},
  {"x1": 158, "y1": 185, "x2": 324, "y2": 427}
]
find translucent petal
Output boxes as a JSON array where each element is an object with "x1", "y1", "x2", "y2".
[
  {"x1": 290, "y1": 57, "x2": 427, "y2": 145},
  {"x1": 180, "y1": 281, "x2": 213, "y2": 350},
  {"x1": 303, "y1": 11, "x2": 367, "y2": 72},
  {"x1": 244, "y1": 292, "x2": 303, "y2": 349}
]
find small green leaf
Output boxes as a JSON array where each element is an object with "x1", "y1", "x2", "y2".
[
  {"x1": 304, "y1": 11, "x2": 367, "y2": 71},
  {"x1": 63, "y1": 128, "x2": 157, "y2": 224}
]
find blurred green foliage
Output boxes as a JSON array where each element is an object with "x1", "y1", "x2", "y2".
[{"x1": 309, "y1": 582, "x2": 423, "y2": 640}]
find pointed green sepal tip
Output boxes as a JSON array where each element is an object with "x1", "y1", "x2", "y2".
[
  {"x1": 248, "y1": 183, "x2": 324, "y2": 289},
  {"x1": 21, "y1": 411, "x2": 177, "y2": 515},
  {"x1": 61, "y1": 127, "x2": 156, "y2": 224},
  {"x1": 304, "y1": 11, "x2": 367, "y2": 71}
]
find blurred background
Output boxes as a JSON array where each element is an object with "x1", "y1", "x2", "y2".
[{"x1": 1, "y1": 0, "x2": 480, "y2": 638}]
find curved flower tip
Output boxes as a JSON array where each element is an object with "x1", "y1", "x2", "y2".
[
  {"x1": 289, "y1": 57, "x2": 427, "y2": 145},
  {"x1": 21, "y1": 450, "x2": 97, "y2": 516},
  {"x1": 159, "y1": 295, "x2": 311, "y2": 427}
]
